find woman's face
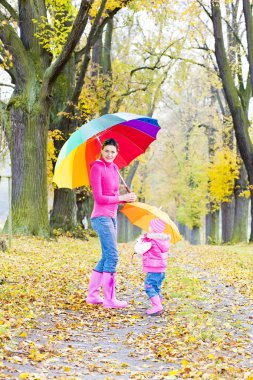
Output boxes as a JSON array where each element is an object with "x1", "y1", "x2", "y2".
[{"x1": 101, "y1": 144, "x2": 118, "y2": 163}]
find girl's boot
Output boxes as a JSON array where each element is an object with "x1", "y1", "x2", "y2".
[
  {"x1": 147, "y1": 295, "x2": 163, "y2": 315},
  {"x1": 86, "y1": 270, "x2": 103, "y2": 304},
  {"x1": 102, "y1": 272, "x2": 128, "y2": 309}
]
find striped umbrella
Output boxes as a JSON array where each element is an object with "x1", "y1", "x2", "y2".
[
  {"x1": 53, "y1": 112, "x2": 160, "y2": 189},
  {"x1": 121, "y1": 202, "x2": 182, "y2": 244}
]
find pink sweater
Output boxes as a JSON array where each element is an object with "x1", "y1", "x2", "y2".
[{"x1": 90, "y1": 158, "x2": 120, "y2": 218}]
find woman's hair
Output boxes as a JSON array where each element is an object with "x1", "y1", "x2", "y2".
[{"x1": 102, "y1": 138, "x2": 119, "y2": 152}]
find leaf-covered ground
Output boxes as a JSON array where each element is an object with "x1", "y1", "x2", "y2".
[{"x1": 0, "y1": 236, "x2": 253, "y2": 379}]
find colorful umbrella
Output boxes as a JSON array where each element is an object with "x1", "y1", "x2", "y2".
[
  {"x1": 121, "y1": 202, "x2": 182, "y2": 244},
  {"x1": 53, "y1": 113, "x2": 160, "y2": 189}
]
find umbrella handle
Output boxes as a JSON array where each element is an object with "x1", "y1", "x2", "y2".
[{"x1": 117, "y1": 170, "x2": 131, "y2": 193}]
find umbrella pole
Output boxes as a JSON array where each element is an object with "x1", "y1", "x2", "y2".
[{"x1": 117, "y1": 170, "x2": 131, "y2": 193}]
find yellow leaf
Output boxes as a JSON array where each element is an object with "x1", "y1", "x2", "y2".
[
  {"x1": 64, "y1": 367, "x2": 70, "y2": 372},
  {"x1": 181, "y1": 359, "x2": 189, "y2": 367},
  {"x1": 169, "y1": 370, "x2": 179, "y2": 375},
  {"x1": 19, "y1": 332, "x2": 28, "y2": 338},
  {"x1": 208, "y1": 353, "x2": 215, "y2": 359},
  {"x1": 19, "y1": 374, "x2": 29, "y2": 379}
]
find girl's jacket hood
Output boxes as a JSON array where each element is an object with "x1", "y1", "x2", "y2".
[{"x1": 146, "y1": 232, "x2": 171, "y2": 252}]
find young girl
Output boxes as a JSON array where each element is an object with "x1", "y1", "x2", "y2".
[{"x1": 134, "y1": 218, "x2": 171, "y2": 315}]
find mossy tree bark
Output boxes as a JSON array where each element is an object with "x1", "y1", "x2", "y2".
[
  {"x1": 206, "y1": 209, "x2": 219, "y2": 244},
  {"x1": 232, "y1": 163, "x2": 249, "y2": 242},
  {"x1": 221, "y1": 199, "x2": 235, "y2": 243},
  {"x1": 0, "y1": 0, "x2": 94, "y2": 236},
  {"x1": 50, "y1": 188, "x2": 77, "y2": 231},
  {"x1": 49, "y1": 59, "x2": 77, "y2": 231},
  {"x1": 10, "y1": 96, "x2": 50, "y2": 235},
  {"x1": 190, "y1": 226, "x2": 200, "y2": 245}
]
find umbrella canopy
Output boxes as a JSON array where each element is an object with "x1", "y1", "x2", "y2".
[
  {"x1": 121, "y1": 202, "x2": 182, "y2": 244},
  {"x1": 53, "y1": 113, "x2": 160, "y2": 189}
]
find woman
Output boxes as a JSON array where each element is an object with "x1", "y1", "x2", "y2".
[{"x1": 86, "y1": 138, "x2": 137, "y2": 308}]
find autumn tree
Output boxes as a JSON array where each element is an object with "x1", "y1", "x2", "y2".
[
  {"x1": 157, "y1": 0, "x2": 251, "y2": 242},
  {"x1": 0, "y1": 0, "x2": 131, "y2": 236},
  {"x1": 210, "y1": 0, "x2": 253, "y2": 241}
]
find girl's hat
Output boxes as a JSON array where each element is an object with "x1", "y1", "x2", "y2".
[{"x1": 150, "y1": 218, "x2": 166, "y2": 233}]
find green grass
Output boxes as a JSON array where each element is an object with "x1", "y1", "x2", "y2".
[{"x1": 219, "y1": 243, "x2": 253, "y2": 255}]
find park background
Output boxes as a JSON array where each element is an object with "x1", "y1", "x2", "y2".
[
  {"x1": 1, "y1": 0, "x2": 253, "y2": 246},
  {"x1": 0, "y1": 1, "x2": 253, "y2": 378}
]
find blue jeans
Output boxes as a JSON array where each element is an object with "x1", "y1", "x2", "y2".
[
  {"x1": 91, "y1": 216, "x2": 118, "y2": 273},
  {"x1": 144, "y1": 272, "x2": 165, "y2": 299}
]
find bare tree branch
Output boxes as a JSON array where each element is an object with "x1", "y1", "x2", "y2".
[
  {"x1": 224, "y1": 14, "x2": 248, "y2": 57},
  {"x1": 0, "y1": 0, "x2": 18, "y2": 19},
  {"x1": 164, "y1": 54, "x2": 213, "y2": 71},
  {"x1": 43, "y1": 0, "x2": 94, "y2": 88},
  {"x1": 118, "y1": 85, "x2": 149, "y2": 97},
  {"x1": 58, "y1": 0, "x2": 132, "y2": 129},
  {"x1": 130, "y1": 63, "x2": 168, "y2": 76},
  {"x1": 196, "y1": 0, "x2": 212, "y2": 19},
  {"x1": 130, "y1": 41, "x2": 183, "y2": 76},
  {"x1": 0, "y1": 10, "x2": 30, "y2": 84},
  {"x1": 75, "y1": 0, "x2": 131, "y2": 62}
]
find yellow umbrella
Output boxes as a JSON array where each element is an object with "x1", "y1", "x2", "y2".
[{"x1": 120, "y1": 202, "x2": 182, "y2": 244}]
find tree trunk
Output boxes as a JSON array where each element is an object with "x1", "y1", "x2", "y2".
[
  {"x1": 9, "y1": 99, "x2": 50, "y2": 236},
  {"x1": 178, "y1": 223, "x2": 187, "y2": 240},
  {"x1": 243, "y1": 0, "x2": 253, "y2": 91},
  {"x1": 205, "y1": 209, "x2": 219, "y2": 244},
  {"x1": 49, "y1": 59, "x2": 78, "y2": 230},
  {"x1": 190, "y1": 226, "x2": 200, "y2": 245},
  {"x1": 250, "y1": 192, "x2": 253, "y2": 241},
  {"x1": 50, "y1": 188, "x2": 77, "y2": 230},
  {"x1": 76, "y1": 191, "x2": 93, "y2": 226},
  {"x1": 232, "y1": 163, "x2": 249, "y2": 242},
  {"x1": 102, "y1": 18, "x2": 113, "y2": 115},
  {"x1": 221, "y1": 198, "x2": 235, "y2": 243},
  {"x1": 232, "y1": 197, "x2": 249, "y2": 243},
  {"x1": 211, "y1": 2, "x2": 253, "y2": 241}
]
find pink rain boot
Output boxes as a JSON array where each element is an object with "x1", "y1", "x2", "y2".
[
  {"x1": 86, "y1": 270, "x2": 103, "y2": 304},
  {"x1": 146, "y1": 295, "x2": 163, "y2": 315},
  {"x1": 102, "y1": 272, "x2": 128, "y2": 309}
]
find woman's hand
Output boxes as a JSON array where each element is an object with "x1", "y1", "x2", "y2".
[{"x1": 119, "y1": 192, "x2": 137, "y2": 202}]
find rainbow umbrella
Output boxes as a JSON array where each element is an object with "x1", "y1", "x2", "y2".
[
  {"x1": 53, "y1": 112, "x2": 160, "y2": 189},
  {"x1": 121, "y1": 202, "x2": 182, "y2": 244}
]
